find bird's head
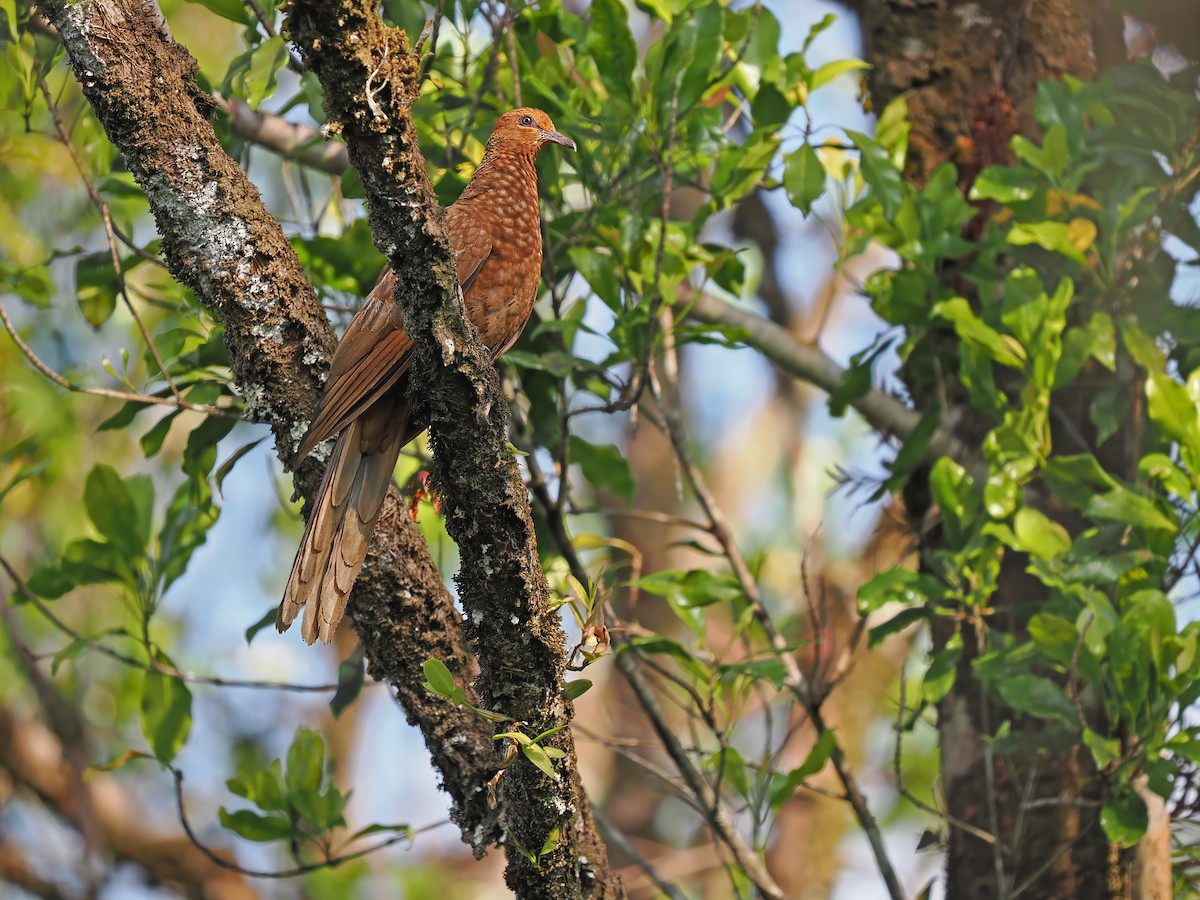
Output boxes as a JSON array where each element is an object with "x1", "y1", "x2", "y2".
[{"x1": 486, "y1": 108, "x2": 576, "y2": 156}]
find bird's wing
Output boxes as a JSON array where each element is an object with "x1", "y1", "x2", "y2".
[
  {"x1": 294, "y1": 268, "x2": 415, "y2": 463},
  {"x1": 447, "y1": 203, "x2": 492, "y2": 296},
  {"x1": 293, "y1": 211, "x2": 492, "y2": 465}
]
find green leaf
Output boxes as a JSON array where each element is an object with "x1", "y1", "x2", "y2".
[
  {"x1": 569, "y1": 435, "x2": 635, "y2": 503},
  {"x1": 182, "y1": 416, "x2": 238, "y2": 480},
  {"x1": 801, "y1": 13, "x2": 837, "y2": 52},
  {"x1": 422, "y1": 658, "x2": 458, "y2": 699},
  {"x1": 157, "y1": 480, "x2": 220, "y2": 593},
  {"x1": 868, "y1": 606, "x2": 930, "y2": 647},
  {"x1": 1042, "y1": 455, "x2": 1117, "y2": 509},
  {"x1": 1139, "y1": 453, "x2": 1191, "y2": 498},
  {"x1": 634, "y1": 568, "x2": 744, "y2": 608},
  {"x1": 568, "y1": 247, "x2": 622, "y2": 311},
  {"x1": 522, "y1": 742, "x2": 557, "y2": 779},
  {"x1": 929, "y1": 457, "x2": 976, "y2": 547},
  {"x1": 564, "y1": 679, "x2": 593, "y2": 700},
  {"x1": 1012, "y1": 507, "x2": 1071, "y2": 560},
  {"x1": 495, "y1": 731, "x2": 532, "y2": 746},
  {"x1": 140, "y1": 411, "x2": 180, "y2": 458},
  {"x1": 769, "y1": 729, "x2": 837, "y2": 810},
  {"x1": 932, "y1": 298, "x2": 1026, "y2": 368},
  {"x1": 992, "y1": 674, "x2": 1077, "y2": 725},
  {"x1": 809, "y1": 58, "x2": 869, "y2": 90},
  {"x1": 238, "y1": 36, "x2": 288, "y2": 107},
  {"x1": 622, "y1": 635, "x2": 712, "y2": 681},
  {"x1": 1011, "y1": 124, "x2": 1068, "y2": 182},
  {"x1": 84, "y1": 464, "x2": 146, "y2": 556},
  {"x1": 539, "y1": 826, "x2": 561, "y2": 859},
  {"x1": 227, "y1": 758, "x2": 287, "y2": 812},
  {"x1": 218, "y1": 808, "x2": 294, "y2": 842},
  {"x1": 330, "y1": 646, "x2": 365, "y2": 718},
  {"x1": 587, "y1": 0, "x2": 637, "y2": 104},
  {"x1": 97, "y1": 400, "x2": 145, "y2": 432},
  {"x1": 856, "y1": 567, "x2": 936, "y2": 615},
  {"x1": 285, "y1": 727, "x2": 325, "y2": 801},
  {"x1": 751, "y1": 82, "x2": 792, "y2": 129},
  {"x1": 1085, "y1": 487, "x2": 1177, "y2": 533},
  {"x1": 15, "y1": 565, "x2": 73, "y2": 601},
  {"x1": 921, "y1": 643, "x2": 960, "y2": 704},
  {"x1": 1007, "y1": 220, "x2": 1089, "y2": 265},
  {"x1": 635, "y1": 0, "x2": 679, "y2": 23},
  {"x1": 847, "y1": 131, "x2": 905, "y2": 217},
  {"x1": 183, "y1": 0, "x2": 250, "y2": 25},
  {"x1": 874, "y1": 95, "x2": 910, "y2": 166},
  {"x1": 352, "y1": 822, "x2": 414, "y2": 840},
  {"x1": 718, "y1": 657, "x2": 789, "y2": 689},
  {"x1": 1083, "y1": 728, "x2": 1120, "y2": 769},
  {"x1": 0, "y1": 0, "x2": 18, "y2": 41},
  {"x1": 675, "y1": 3, "x2": 723, "y2": 111},
  {"x1": 140, "y1": 653, "x2": 193, "y2": 763},
  {"x1": 783, "y1": 144, "x2": 825, "y2": 216},
  {"x1": 74, "y1": 251, "x2": 118, "y2": 329},
  {"x1": 295, "y1": 783, "x2": 348, "y2": 832},
  {"x1": 62, "y1": 537, "x2": 129, "y2": 586},
  {"x1": 1027, "y1": 614, "x2": 1084, "y2": 671},
  {"x1": 969, "y1": 166, "x2": 1041, "y2": 204},
  {"x1": 1101, "y1": 784, "x2": 1148, "y2": 847}
]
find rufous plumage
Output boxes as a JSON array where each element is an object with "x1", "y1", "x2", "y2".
[{"x1": 278, "y1": 108, "x2": 575, "y2": 644}]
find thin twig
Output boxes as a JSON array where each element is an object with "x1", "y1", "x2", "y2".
[
  {"x1": 244, "y1": 0, "x2": 305, "y2": 72},
  {"x1": 37, "y1": 77, "x2": 183, "y2": 402},
  {"x1": 615, "y1": 649, "x2": 788, "y2": 900},
  {"x1": 0, "y1": 301, "x2": 239, "y2": 420},
  {"x1": 894, "y1": 662, "x2": 1000, "y2": 846},
  {"x1": 172, "y1": 767, "x2": 449, "y2": 878},
  {"x1": 648, "y1": 370, "x2": 906, "y2": 900},
  {"x1": 592, "y1": 806, "x2": 690, "y2": 900},
  {"x1": 0, "y1": 555, "x2": 344, "y2": 694},
  {"x1": 419, "y1": 2, "x2": 445, "y2": 82}
]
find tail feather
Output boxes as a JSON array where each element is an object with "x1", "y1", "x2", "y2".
[{"x1": 278, "y1": 395, "x2": 409, "y2": 645}]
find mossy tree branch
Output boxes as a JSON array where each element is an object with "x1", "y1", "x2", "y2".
[
  {"x1": 39, "y1": 0, "x2": 500, "y2": 857},
  {"x1": 282, "y1": 2, "x2": 621, "y2": 897}
]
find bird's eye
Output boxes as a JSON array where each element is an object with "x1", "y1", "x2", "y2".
[{"x1": 518, "y1": 115, "x2": 534, "y2": 127}]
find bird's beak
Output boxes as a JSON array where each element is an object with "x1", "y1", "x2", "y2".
[{"x1": 541, "y1": 129, "x2": 577, "y2": 151}]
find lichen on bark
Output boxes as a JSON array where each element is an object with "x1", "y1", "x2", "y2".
[
  {"x1": 41, "y1": 0, "x2": 501, "y2": 860},
  {"x1": 284, "y1": 1, "x2": 621, "y2": 896}
]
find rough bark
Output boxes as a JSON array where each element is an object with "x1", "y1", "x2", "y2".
[
  {"x1": 39, "y1": 0, "x2": 500, "y2": 858},
  {"x1": 857, "y1": 1, "x2": 1170, "y2": 897},
  {"x1": 859, "y1": 0, "x2": 1097, "y2": 187},
  {"x1": 282, "y1": 2, "x2": 620, "y2": 897}
]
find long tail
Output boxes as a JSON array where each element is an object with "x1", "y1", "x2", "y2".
[{"x1": 277, "y1": 395, "x2": 409, "y2": 644}]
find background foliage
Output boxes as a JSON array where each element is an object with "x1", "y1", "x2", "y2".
[{"x1": 2, "y1": 0, "x2": 1200, "y2": 897}]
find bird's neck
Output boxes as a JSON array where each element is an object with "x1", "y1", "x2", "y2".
[{"x1": 461, "y1": 149, "x2": 539, "y2": 202}]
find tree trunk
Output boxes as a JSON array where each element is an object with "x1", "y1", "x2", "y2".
[{"x1": 855, "y1": 1, "x2": 1171, "y2": 896}]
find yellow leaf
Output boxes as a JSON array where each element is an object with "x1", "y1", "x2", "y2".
[{"x1": 1067, "y1": 217, "x2": 1097, "y2": 253}]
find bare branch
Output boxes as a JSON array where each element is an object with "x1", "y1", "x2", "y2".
[{"x1": 682, "y1": 290, "x2": 967, "y2": 462}]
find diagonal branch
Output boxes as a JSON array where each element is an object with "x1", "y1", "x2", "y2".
[
  {"x1": 282, "y1": 2, "x2": 621, "y2": 897},
  {"x1": 683, "y1": 291, "x2": 967, "y2": 461},
  {"x1": 37, "y1": 0, "x2": 499, "y2": 855}
]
